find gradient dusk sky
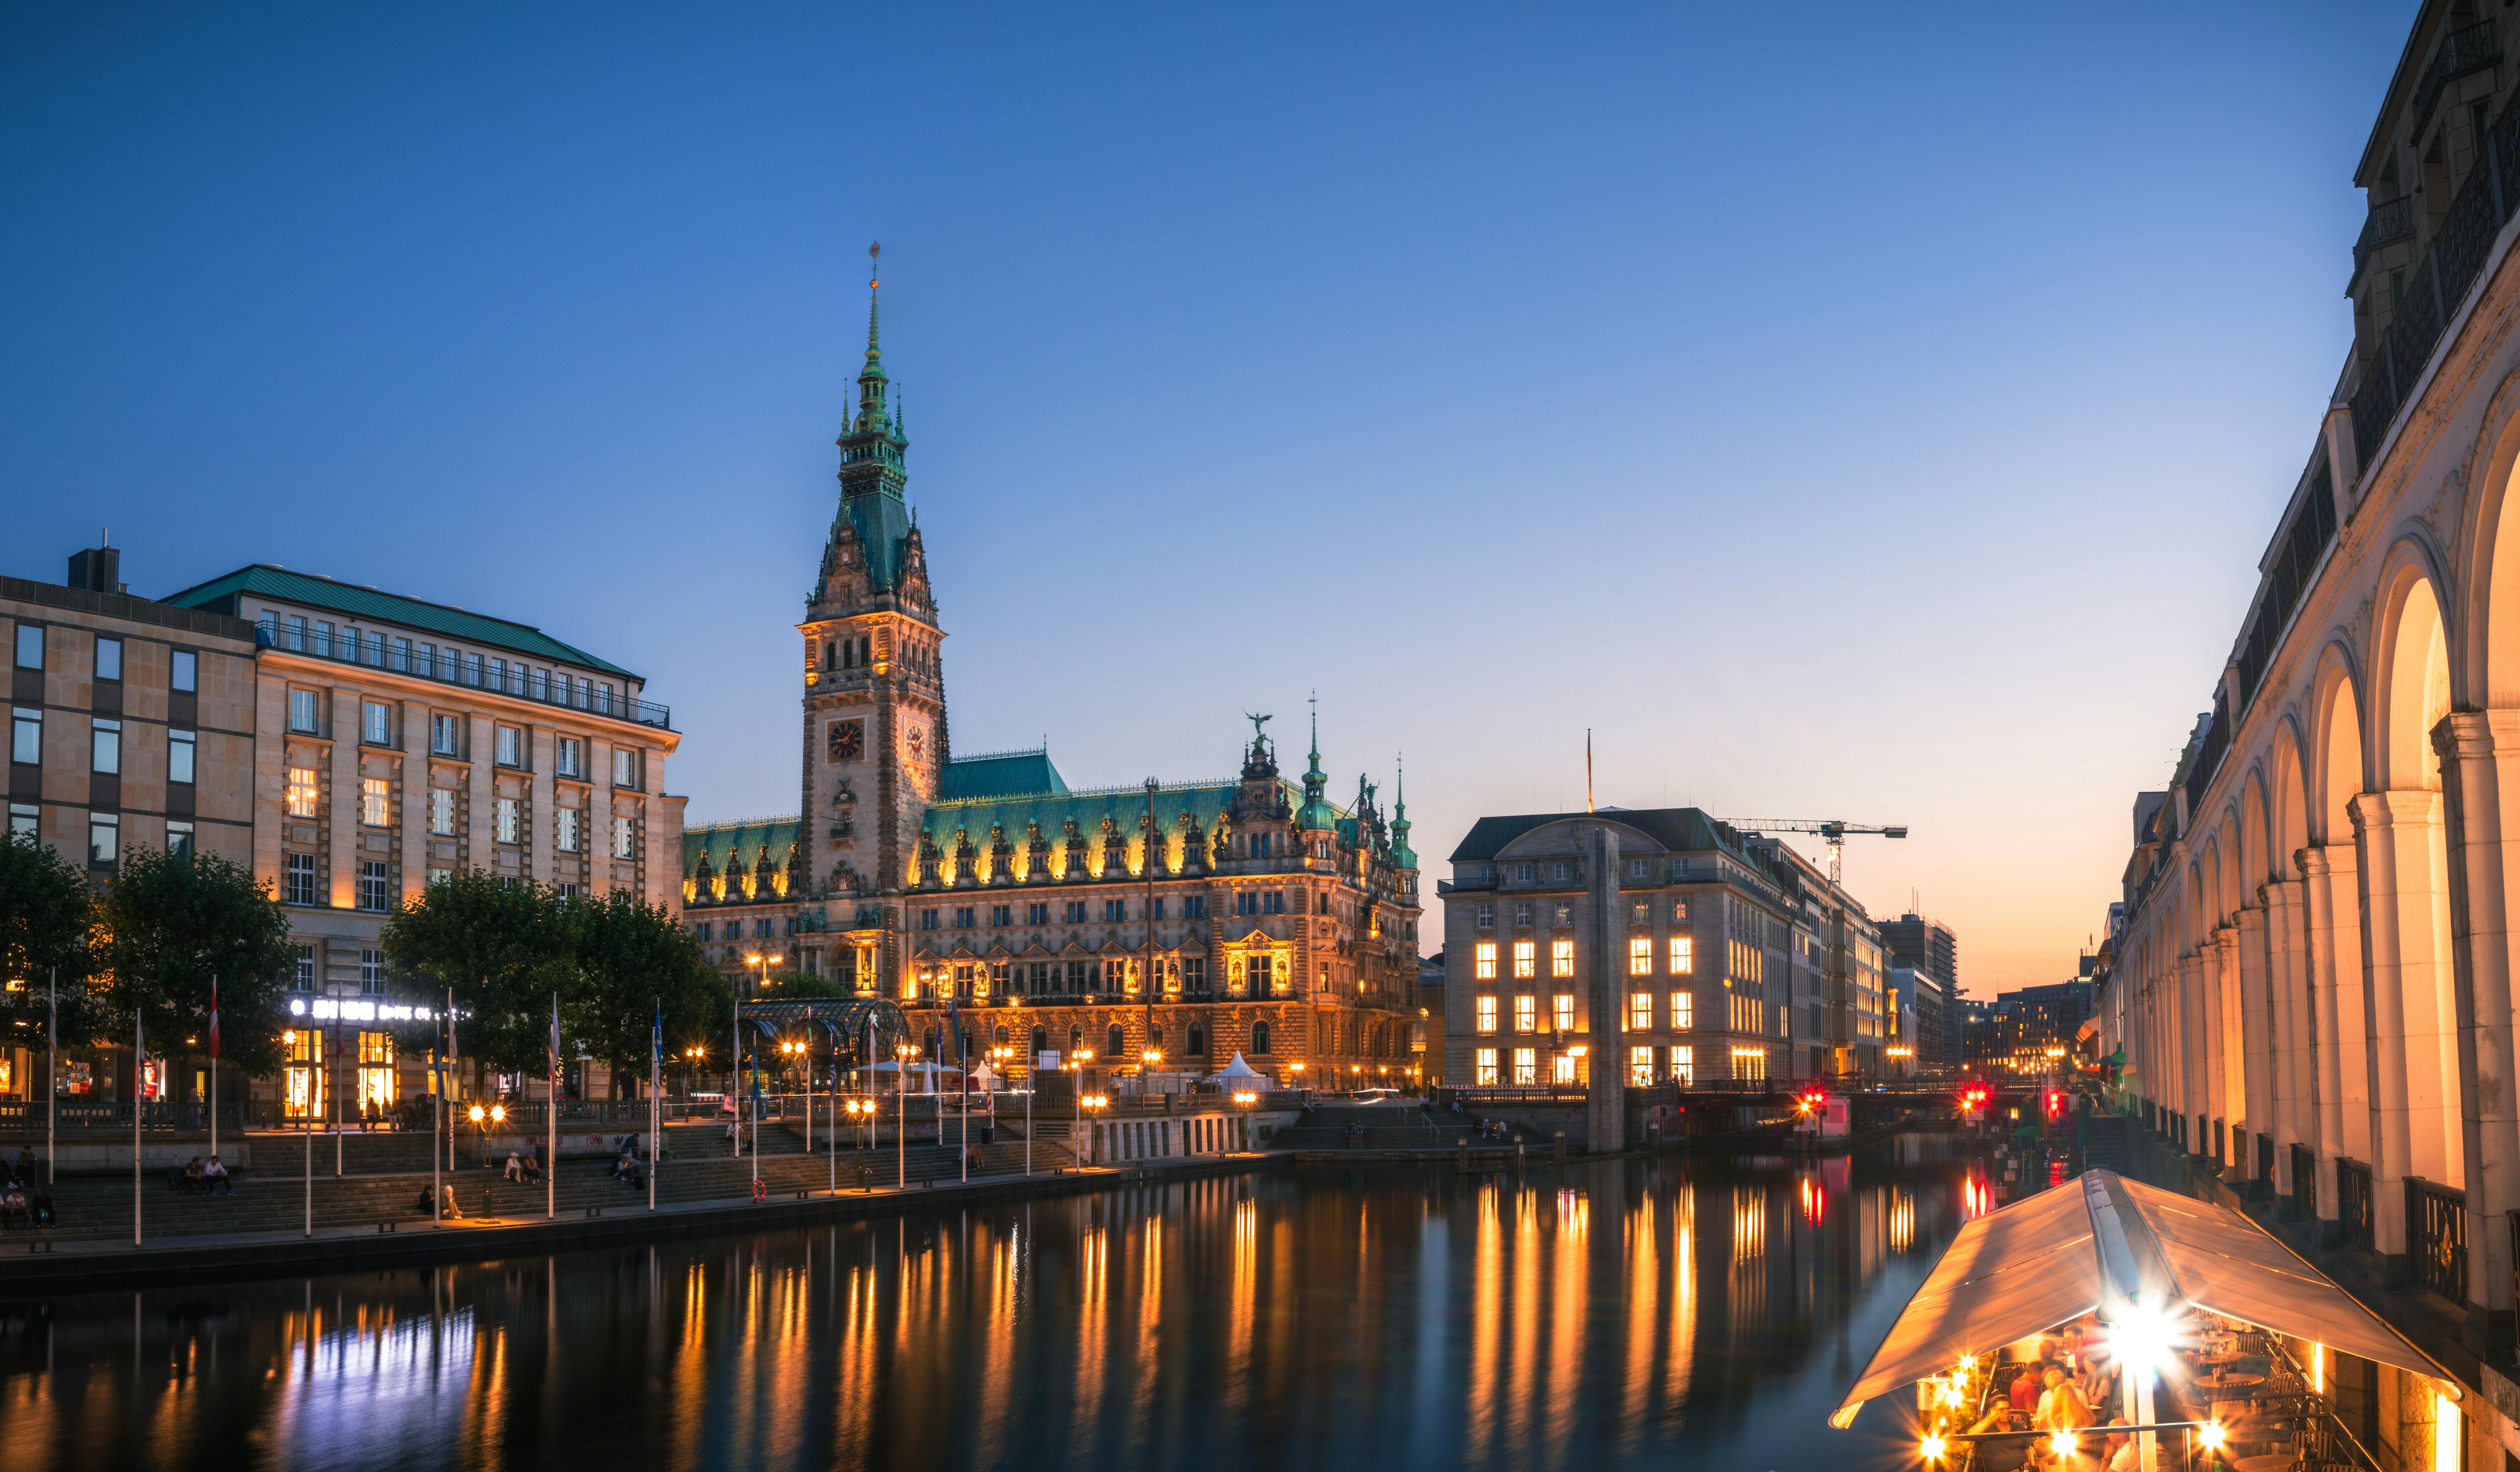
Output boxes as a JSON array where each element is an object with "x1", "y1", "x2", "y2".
[{"x1": 0, "y1": 4, "x2": 2417, "y2": 993}]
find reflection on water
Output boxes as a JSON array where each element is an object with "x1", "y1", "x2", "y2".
[{"x1": 0, "y1": 1135, "x2": 1988, "y2": 1471}]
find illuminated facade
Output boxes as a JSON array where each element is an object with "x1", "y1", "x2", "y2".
[{"x1": 681, "y1": 284, "x2": 1423, "y2": 1088}]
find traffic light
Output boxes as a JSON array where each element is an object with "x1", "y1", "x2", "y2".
[
  {"x1": 1798, "y1": 1087, "x2": 1827, "y2": 1113},
  {"x1": 2046, "y1": 1090, "x2": 2063, "y2": 1118}
]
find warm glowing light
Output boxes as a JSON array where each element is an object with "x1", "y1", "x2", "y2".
[
  {"x1": 2312, "y1": 1342, "x2": 2324, "y2": 1394},
  {"x1": 2198, "y1": 1424, "x2": 2225, "y2": 1450},
  {"x1": 490, "y1": 1104, "x2": 506, "y2": 1123},
  {"x1": 468, "y1": 1104, "x2": 485, "y2": 1123},
  {"x1": 746, "y1": 954, "x2": 763, "y2": 964},
  {"x1": 1233, "y1": 1091, "x2": 1257, "y2": 1105},
  {"x1": 2103, "y1": 1302, "x2": 2185, "y2": 1379},
  {"x1": 2437, "y1": 1394, "x2": 2461, "y2": 1472},
  {"x1": 1919, "y1": 1435, "x2": 1946, "y2": 1462},
  {"x1": 2048, "y1": 1431, "x2": 2075, "y2": 1458}
]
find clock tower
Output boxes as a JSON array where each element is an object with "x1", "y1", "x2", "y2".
[{"x1": 799, "y1": 251, "x2": 947, "y2": 908}]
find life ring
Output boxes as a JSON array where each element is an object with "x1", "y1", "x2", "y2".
[{"x1": 751, "y1": 1177, "x2": 767, "y2": 1203}]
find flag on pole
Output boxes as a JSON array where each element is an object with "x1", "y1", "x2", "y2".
[
  {"x1": 207, "y1": 977, "x2": 220, "y2": 1060},
  {"x1": 549, "y1": 996, "x2": 561, "y2": 1077},
  {"x1": 652, "y1": 1004, "x2": 663, "y2": 1073}
]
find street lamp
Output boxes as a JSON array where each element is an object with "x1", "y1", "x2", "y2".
[
  {"x1": 893, "y1": 1040, "x2": 917, "y2": 1188},
  {"x1": 1081, "y1": 1092, "x2": 1109, "y2": 1167}
]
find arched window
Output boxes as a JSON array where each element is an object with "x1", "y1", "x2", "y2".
[
  {"x1": 1032, "y1": 1025, "x2": 1048, "y2": 1055},
  {"x1": 1251, "y1": 1021, "x2": 1272, "y2": 1055},
  {"x1": 993, "y1": 1024, "x2": 1009, "y2": 1045},
  {"x1": 1069, "y1": 1025, "x2": 1083, "y2": 1052},
  {"x1": 1107, "y1": 1023, "x2": 1125, "y2": 1058},
  {"x1": 923, "y1": 1027, "x2": 936, "y2": 1058}
]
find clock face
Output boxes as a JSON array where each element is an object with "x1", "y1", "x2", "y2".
[
  {"x1": 907, "y1": 726, "x2": 926, "y2": 760},
  {"x1": 827, "y1": 719, "x2": 864, "y2": 762}
]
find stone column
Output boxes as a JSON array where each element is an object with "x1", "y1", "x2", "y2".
[
  {"x1": 2238, "y1": 907, "x2": 2273, "y2": 1181},
  {"x1": 2266, "y1": 878, "x2": 2307, "y2": 1190},
  {"x1": 2436, "y1": 710, "x2": 2520, "y2": 1336},
  {"x1": 2355, "y1": 789, "x2": 2452, "y2": 1268},
  {"x1": 2180, "y1": 950, "x2": 2208, "y2": 1156},
  {"x1": 2211, "y1": 926, "x2": 2239, "y2": 1166},
  {"x1": 1584, "y1": 825, "x2": 1624, "y2": 1153}
]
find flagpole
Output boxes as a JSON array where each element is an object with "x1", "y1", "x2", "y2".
[
  {"x1": 431, "y1": 1036, "x2": 441, "y2": 1228},
  {"x1": 547, "y1": 991, "x2": 557, "y2": 1221},
  {"x1": 649, "y1": 998, "x2": 660, "y2": 1214},
  {"x1": 133, "y1": 1010, "x2": 143, "y2": 1247},
  {"x1": 47, "y1": 968, "x2": 58, "y2": 1189},
  {"x1": 208, "y1": 975, "x2": 218, "y2": 1166}
]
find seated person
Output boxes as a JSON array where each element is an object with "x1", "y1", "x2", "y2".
[
  {"x1": 183, "y1": 1157, "x2": 204, "y2": 1195},
  {"x1": 438, "y1": 1184, "x2": 462, "y2": 1219},
  {"x1": 1965, "y1": 1406, "x2": 2032, "y2": 1472},
  {"x1": 2009, "y1": 1363, "x2": 2046, "y2": 1414},
  {"x1": 2035, "y1": 1367, "x2": 2094, "y2": 1434},
  {"x1": 203, "y1": 1156, "x2": 233, "y2": 1196},
  {"x1": 611, "y1": 1151, "x2": 635, "y2": 1181},
  {"x1": 29, "y1": 1190, "x2": 53, "y2": 1227},
  {"x1": 504, "y1": 1152, "x2": 524, "y2": 1183}
]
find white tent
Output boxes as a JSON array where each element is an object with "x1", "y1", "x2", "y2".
[
  {"x1": 1208, "y1": 1052, "x2": 1268, "y2": 1086},
  {"x1": 1831, "y1": 1167, "x2": 2460, "y2": 1428},
  {"x1": 969, "y1": 1061, "x2": 999, "y2": 1092}
]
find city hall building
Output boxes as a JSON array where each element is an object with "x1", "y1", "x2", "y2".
[{"x1": 681, "y1": 289, "x2": 1424, "y2": 1089}]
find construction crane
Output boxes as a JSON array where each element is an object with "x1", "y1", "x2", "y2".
[{"x1": 1728, "y1": 820, "x2": 1908, "y2": 885}]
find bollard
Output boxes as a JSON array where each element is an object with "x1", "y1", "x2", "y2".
[
  {"x1": 1554, "y1": 1131, "x2": 1566, "y2": 1166},
  {"x1": 1458, "y1": 1138, "x2": 1469, "y2": 1175},
  {"x1": 1514, "y1": 1135, "x2": 1525, "y2": 1169}
]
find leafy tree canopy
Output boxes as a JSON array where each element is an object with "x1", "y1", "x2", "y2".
[
  {"x1": 97, "y1": 845, "x2": 294, "y2": 1075},
  {"x1": 381, "y1": 872, "x2": 574, "y2": 1076},
  {"x1": 565, "y1": 889, "x2": 728, "y2": 1096},
  {"x1": 0, "y1": 832, "x2": 106, "y2": 1048}
]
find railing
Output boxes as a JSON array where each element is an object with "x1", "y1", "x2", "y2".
[
  {"x1": 2414, "y1": 20, "x2": 2502, "y2": 137},
  {"x1": 2291, "y1": 1142, "x2": 2317, "y2": 1222},
  {"x1": 0, "y1": 1101, "x2": 245, "y2": 1132},
  {"x1": 2354, "y1": 195, "x2": 2414, "y2": 277},
  {"x1": 256, "y1": 620, "x2": 671, "y2": 731},
  {"x1": 2338, "y1": 1158, "x2": 2375, "y2": 1250},
  {"x1": 2410, "y1": 1176, "x2": 2468, "y2": 1302}
]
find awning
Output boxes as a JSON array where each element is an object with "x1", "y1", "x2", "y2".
[{"x1": 1830, "y1": 1168, "x2": 2459, "y2": 1428}]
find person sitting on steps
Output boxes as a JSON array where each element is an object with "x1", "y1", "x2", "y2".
[{"x1": 203, "y1": 1156, "x2": 233, "y2": 1196}]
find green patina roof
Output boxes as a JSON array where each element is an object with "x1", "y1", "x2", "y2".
[
  {"x1": 683, "y1": 817, "x2": 800, "y2": 888},
  {"x1": 925, "y1": 779, "x2": 1307, "y2": 843},
  {"x1": 160, "y1": 564, "x2": 640, "y2": 680},
  {"x1": 938, "y1": 749, "x2": 1069, "y2": 801}
]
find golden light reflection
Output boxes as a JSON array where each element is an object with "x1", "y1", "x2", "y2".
[{"x1": 1890, "y1": 1187, "x2": 1917, "y2": 1253}]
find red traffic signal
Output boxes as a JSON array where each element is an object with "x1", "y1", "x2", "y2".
[{"x1": 2045, "y1": 1090, "x2": 2063, "y2": 1116}]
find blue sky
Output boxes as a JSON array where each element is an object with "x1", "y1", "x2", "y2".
[{"x1": 0, "y1": 3, "x2": 2415, "y2": 991}]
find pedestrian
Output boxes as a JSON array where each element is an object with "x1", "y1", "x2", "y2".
[{"x1": 504, "y1": 1150, "x2": 524, "y2": 1183}]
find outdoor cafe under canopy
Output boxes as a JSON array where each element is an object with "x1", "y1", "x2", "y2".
[{"x1": 1830, "y1": 1168, "x2": 2458, "y2": 1429}]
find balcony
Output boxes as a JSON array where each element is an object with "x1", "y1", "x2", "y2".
[
  {"x1": 257, "y1": 620, "x2": 671, "y2": 730},
  {"x1": 2414, "y1": 20, "x2": 2501, "y2": 137},
  {"x1": 2351, "y1": 194, "x2": 2412, "y2": 279}
]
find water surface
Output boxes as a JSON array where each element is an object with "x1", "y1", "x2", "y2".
[{"x1": 0, "y1": 1139, "x2": 1988, "y2": 1470}]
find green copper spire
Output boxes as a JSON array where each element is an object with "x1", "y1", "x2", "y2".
[
  {"x1": 819, "y1": 240, "x2": 914, "y2": 599},
  {"x1": 1297, "y1": 693, "x2": 1337, "y2": 831},
  {"x1": 853, "y1": 242, "x2": 891, "y2": 436},
  {"x1": 1390, "y1": 753, "x2": 1415, "y2": 869}
]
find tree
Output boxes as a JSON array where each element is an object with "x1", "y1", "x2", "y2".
[
  {"x1": 754, "y1": 969, "x2": 846, "y2": 1001},
  {"x1": 96, "y1": 845, "x2": 295, "y2": 1076},
  {"x1": 381, "y1": 872, "x2": 573, "y2": 1079},
  {"x1": 0, "y1": 831, "x2": 106, "y2": 1053},
  {"x1": 564, "y1": 889, "x2": 728, "y2": 1097}
]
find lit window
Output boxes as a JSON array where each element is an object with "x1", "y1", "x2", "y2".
[
  {"x1": 1475, "y1": 1048, "x2": 1499, "y2": 1087},
  {"x1": 1669, "y1": 936, "x2": 1693, "y2": 974},
  {"x1": 1630, "y1": 992, "x2": 1652, "y2": 1030},
  {"x1": 285, "y1": 767, "x2": 319, "y2": 818},
  {"x1": 1513, "y1": 995, "x2": 1537, "y2": 1033},
  {"x1": 1630, "y1": 1046, "x2": 1653, "y2": 1085},
  {"x1": 554, "y1": 808, "x2": 579, "y2": 852},
  {"x1": 1551, "y1": 939, "x2": 1574, "y2": 977},
  {"x1": 169, "y1": 729, "x2": 196, "y2": 784},
  {"x1": 1512, "y1": 940, "x2": 1536, "y2": 978},
  {"x1": 1630, "y1": 900, "x2": 1649, "y2": 923},
  {"x1": 1475, "y1": 997, "x2": 1498, "y2": 1034},
  {"x1": 1629, "y1": 937, "x2": 1651, "y2": 975},
  {"x1": 429, "y1": 788, "x2": 454, "y2": 836},
  {"x1": 89, "y1": 719, "x2": 119, "y2": 775},
  {"x1": 1512, "y1": 1048, "x2": 1537, "y2": 1086},
  {"x1": 1554, "y1": 994, "x2": 1574, "y2": 1032},
  {"x1": 1552, "y1": 1052, "x2": 1577, "y2": 1084},
  {"x1": 1672, "y1": 991, "x2": 1693, "y2": 1029},
  {"x1": 360, "y1": 777, "x2": 388, "y2": 827},
  {"x1": 1473, "y1": 942, "x2": 1497, "y2": 980},
  {"x1": 1672, "y1": 1045, "x2": 1694, "y2": 1086},
  {"x1": 495, "y1": 797, "x2": 519, "y2": 844},
  {"x1": 1553, "y1": 903, "x2": 1572, "y2": 926}
]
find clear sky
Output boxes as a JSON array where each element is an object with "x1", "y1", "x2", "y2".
[{"x1": 0, "y1": 4, "x2": 2416, "y2": 994}]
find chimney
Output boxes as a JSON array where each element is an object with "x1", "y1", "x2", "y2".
[{"x1": 68, "y1": 543, "x2": 123, "y2": 595}]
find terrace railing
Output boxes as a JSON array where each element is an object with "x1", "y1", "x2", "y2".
[
  {"x1": 2338, "y1": 1157, "x2": 2375, "y2": 1250},
  {"x1": 2410, "y1": 1176, "x2": 2468, "y2": 1303},
  {"x1": 256, "y1": 619, "x2": 670, "y2": 730}
]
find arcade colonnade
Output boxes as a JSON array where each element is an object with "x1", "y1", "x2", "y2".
[{"x1": 2102, "y1": 208, "x2": 2520, "y2": 1341}]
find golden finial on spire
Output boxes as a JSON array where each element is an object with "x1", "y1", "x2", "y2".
[{"x1": 868, "y1": 240, "x2": 880, "y2": 290}]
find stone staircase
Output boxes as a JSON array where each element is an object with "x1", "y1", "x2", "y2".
[
  {"x1": 1272, "y1": 1103, "x2": 1459, "y2": 1152},
  {"x1": 2080, "y1": 1114, "x2": 2135, "y2": 1176}
]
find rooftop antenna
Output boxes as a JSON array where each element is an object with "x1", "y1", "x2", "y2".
[{"x1": 1585, "y1": 729, "x2": 1595, "y2": 814}]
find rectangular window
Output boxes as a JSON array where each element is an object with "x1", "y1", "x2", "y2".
[
  {"x1": 1150, "y1": 898, "x2": 1166, "y2": 921},
  {"x1": 285, "y1": 767, "x2": 319, "y2": 818},
  {"x1": 1474, "y1": 903, "x2": 1493, "y2": 929},
  {"x1": 1475, "y1": 996, "x2": 1498, "y2": 1034},
  {"x1": 919, "y1": 908, "x2": 939, "y2": 931},
  {"x1": 1553, "y1": 902, "x2": 1572, "y2": 926},
  {"x1": 494, "y1": 797, "x2": 518, "y2": 844},
  {"x1": 360, "y1": 777, "x2": 389, "y2": 827},
  {"x1": 1184, "y1": 957, "x2": 1205, "y2": 990},
  {"x1": 1672, "y1": 899, "x2": 1689, "y2": 921},
  {"x1": 1551, "y1": 862, "x2": 1571, "y2": 882},
  {"x1": 363, "y1": 702, "x2": 390, "y2": 745},
  {"x1": 554, "y1": 807, "x2": 579, "y2": 852},
  {"x1": 464, "y1": 653, "x2": 483, "y2": 687},
  {"x1": 1630, "y1": 1046, "x2": 1654, "y2": 1086},
  {"x1": 1551, "y1": 939, "x2": 1574, "y2": 978},
  {"x1": 613, "y1": 816, "x2": 634, "y2": 858},
  {"x1": 431, "y1": 714, "x2": 457, "y2": 755},
  {"x1": 285, "y1": 853, "x2": 318, "y2": 905},
  {"x1": 556, "y1": 738, "x2": 583, "y2": 778},
  {"x1": 89, "y1": 719, "x2": 119, "y2": 775},
  {"x1": 7, "y1": 803, "x2": 36, "y2": 837},
  {"x1": 1630, "y1": 991, "x2": 1652, "y2": 1031},
  {"x1": 1475, "y1": 1048, "x2": 1499, "y2": 1087},
  {"x1": 1102, "y1": 899, "x2": 1125, "y2": 922},
  {"x1": 171, "y1": 649, "x2": 197, "y2": 692},
  {"x1": 1512, "y1": 1048, "x2": 1536, "y2": 1087},
  {"x1": 1553, "y1": 1052, "x2": 1577, "y2": 1084},
  {"x1": 289, "y1": 690, "x2": 318, "y2": 734},
  {"x1": 613, "y1": 749, "x2": 639, "y2": 787},
  {"x1": 1629, "y1": 937, "x2": 1651, "y2": 976},
  {"x1": 429, "y1": 788, "x2": 454, "y2": 836},
  {"x1": 357, "y1": 861, "x2": 388, "y2": 912},
  {"x1": 315, "y1": 621, "x2": 335, "y2": 658},
  {"x1": 1669, "y1": 937, "x2": 1693, "y2": 974},
  {"x1": 1629, "y1": 859, "x2": 1649, "y2": 880},
  {"x1": 1513, "y1": 994, "x2": 1537, "y2": 1033},
  {"x1": 9, "y1": 709, "x2": 37, "y2": 765},
  {"x1": 1473, "y1": 941, "x2": 1497, "y2": 980},
  {"x1": 165, "y1": 821, "x2": 194, "y2": 859},
  {"x1": 360, "y1": 949, "x2": 385, "y2": 993},
  {"x1": 13, "y1": 625, "x2": 40, "y2": 670},
  {"x1": 1513, "y1": 901, "x2": 1532, "y2": 927},
  {"x1": 955, "y1": 906, "x2": 976, "y2": 929},
  {"x1": 1629, "y1": 899, "x2": 1649, "y2": 923},
  {"x1": 94, "y1": 637, "x2": 122, "y2": 682},
  {"x1": 1672, "y1": 1045, "x2": 1693, "y2": 1086},
  {"x1": 489, "y1": 658, "x2": 507, "y2": 693},
  {"x1": 293, "y1": 945, "x2": 316, "y2": 989},
  {"x1": 989, "y1": 904, "x2": 1011, "y2": 926},
  {"x1": 1065, "y1": 901, "x2": 1088, "y2": 924},
  {"x1": 496, "y1": 727, "x2": 520, "y2": 767},
  {"x1": 392, "y1": 637, "x2": 411, "y2": 672},
  {"x1": 1511, "y1": 940, "x2": 1535, "y2": 978},
  {"x1": 1554, "y1": 994, "x2": 1575, "y2": 1033},
  {"x1": 1672, "y1": 991, "x2": 1693, "y2": 1030},
  {"x1": 1027, "y1": 902, "x2": 1050, "y2": 926},
  {"x1": 88, "y1": 813, "x2": 118, "y2": 867}
]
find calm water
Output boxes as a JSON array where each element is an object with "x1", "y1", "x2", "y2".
[{"x1": 0, "y1": 1139, "x2": 1992, "y2": 1470}]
